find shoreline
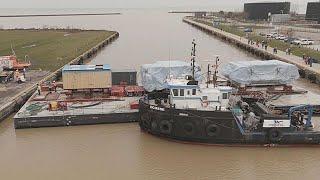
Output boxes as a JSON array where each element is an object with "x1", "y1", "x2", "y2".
[{"x1": 0, "y1": 31, "x2": 120, "y2": 122}]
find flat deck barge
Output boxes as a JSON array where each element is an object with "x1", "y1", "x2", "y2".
[{"x1": 14, "y1": 87, "x2": 142, "y2": 129}]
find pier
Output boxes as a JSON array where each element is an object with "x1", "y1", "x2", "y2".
[
  {"x1": 0, "y1": 32, "x2": 119, "y2": 122},
  {"x1": 183, "y1": 17, "x2": 320, "y2": 84}
]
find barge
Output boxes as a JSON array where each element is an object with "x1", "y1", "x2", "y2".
[{"x1": 14, "y1": 64, "x2": 144, "y2": 129}]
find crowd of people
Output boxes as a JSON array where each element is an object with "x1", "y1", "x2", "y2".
[
  {"x1": 246, "y1": 38, "x2": 317, "y2": 68},
  {"x1": 302, "y1": 54, "x2": 315, "y2": 67}
]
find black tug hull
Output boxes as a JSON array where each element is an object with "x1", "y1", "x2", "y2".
[{"x1": 139, "y1": 100, "x2": 320, "y2": 146}]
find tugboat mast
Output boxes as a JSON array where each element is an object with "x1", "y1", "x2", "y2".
[
  {"x1": 213, "y1": 56, "x2": 219, "y2": 87},
  {"x1": 191, "y1": 39, "x2": 196, "y2": 80},
  {"x1": 205, "y1": 55, "x2": 220, "y2": 88}
]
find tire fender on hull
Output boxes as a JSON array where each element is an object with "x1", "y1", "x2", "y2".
[
  {"x1": 183, "y1": 122, "x2": 196, "y2": 136},
  {"x1": 268, "y1": 128, "x2": 283, "y2": 143},
  {"x1": 159, "y1": 120, "x2": 172, "y2": 135},
  {"x1": 206, "y1": 124, "x2": 220, "y2": 137}
]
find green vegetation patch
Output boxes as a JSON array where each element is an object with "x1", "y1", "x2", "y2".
[{"x1": 0, "y1": 29, "x2": 115, "y2": 71}]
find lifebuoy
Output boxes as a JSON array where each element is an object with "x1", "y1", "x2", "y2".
[
  {"x1": 159, "y1": 120, "x2": 172, "y2": 135},
  {"x1": 268, "y1": 128, "x2": 283, "y2": 143},
  {"x1": 206, "y1": 124, "x2": 220, "y2": 137},
  {"x1": 183, "y1": 122, "x2": 196, "y2": 135}
]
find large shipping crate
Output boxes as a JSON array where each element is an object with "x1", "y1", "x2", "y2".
[{"x1": 62, "y1": 64, "x2": 112, "y2": 90}]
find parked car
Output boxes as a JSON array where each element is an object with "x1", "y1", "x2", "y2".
[
  {"x1": 266, "y1": 32, "x2": 278, "y2": 39},
  {"x1": 244, "y1": 28, "x2": 253, "y2": 33},
  {"x1": 259, "y1": 32, "x2": 266, "y2": 37},
  {"x1": 292, "y1": 39, "x2": 302, "y2": 45},
  {"x1": 284, "y1": 37, "x2": 298, "y2": 44},
  {"x1": 275, "y1": 35, "x2": 287, "y2": 40},
  {"x1": 300, "y1": 39, "x2": 314, "y2": 45},
  {"x1": 292, "y1": 39, "x2": 314, "y2": 45}
]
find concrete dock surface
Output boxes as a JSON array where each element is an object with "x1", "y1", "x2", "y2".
[{"x1": 0, "y1": 70, "x2": 49, "y2": 106}]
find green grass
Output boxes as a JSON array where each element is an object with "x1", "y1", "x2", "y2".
[
  {"x1": 195, "y1": 19, "x2": 320, "y2": 62},
  {"x1": 0, "y1": 29, "x2": 115, "y2": 71}
]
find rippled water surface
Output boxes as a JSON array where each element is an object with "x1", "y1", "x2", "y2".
[{"x1": 1, "y1": 9, "x2": 320, "y2": 180}]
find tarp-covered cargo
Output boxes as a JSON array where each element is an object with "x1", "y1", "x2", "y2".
[
  {"x1": 141, "y1": 61, "x2": 201, "y2": 92},
  {"x1": 221, "y1": 60, "x2": 299, "y2": 86}
]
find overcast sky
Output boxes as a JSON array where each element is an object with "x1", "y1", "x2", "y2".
[{"x1": 0, "y1": 0, "x2": 311, "y2": 12}]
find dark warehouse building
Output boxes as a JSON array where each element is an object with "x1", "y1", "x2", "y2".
[
  {"x1": 244, "y1": 2, "x2": 291, "y2": 20},
  {"x1": 306, "y1": 2, "x2": 320, "y2": 23}
]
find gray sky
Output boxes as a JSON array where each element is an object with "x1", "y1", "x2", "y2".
[{"x1": 1, "y1": 0, "x2": 311, "y2": 13}]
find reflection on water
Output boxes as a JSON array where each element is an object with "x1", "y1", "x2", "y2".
[{"x1": 0, "y1": 9, "x2": 320, "y2": 180}]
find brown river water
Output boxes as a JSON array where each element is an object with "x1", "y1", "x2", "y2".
[{"x1": 1, "y1": 9, "x2": 320, "y2": 180}]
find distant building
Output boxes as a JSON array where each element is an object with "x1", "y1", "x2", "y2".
[
  {"x1": 194, "y1": 12, "x2": 207, "y2": 18},
  {"x1": 306, "y1": 2, "x2": 320, "y2": 23},
  {"x1": 270, "y1": 14, "x2": 291, "y2": 23},
  {"x1": 244, "y1": 2, "x2": 291, "y2": 20}
]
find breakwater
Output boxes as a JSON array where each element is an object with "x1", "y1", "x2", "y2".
[
  {"x1": 183, "y1": 17, "x2": 320, "y2": 84},
  {"x1": 0, "y1": 13, "x2": 121, "y2": 18},
  {"x1": 0, "y1": 31, "x2": 119, "y2": 122}
]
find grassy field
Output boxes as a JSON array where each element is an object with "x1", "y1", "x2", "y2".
[
  {"x1": 0, "y1": 29, "x2": 115, "y2": 71},
  {"x1": 195, "y1": 19, "x2": 320, "y2": 62}
]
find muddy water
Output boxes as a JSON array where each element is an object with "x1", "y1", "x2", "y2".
[{"x1": 1, "y1": 9, "x2": 320, "y2": 180}]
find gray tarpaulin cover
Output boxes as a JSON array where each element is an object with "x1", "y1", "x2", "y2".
[
  {"x1": 141, "y1": 61, "x2": 201, "y2": 92},
  {"x1": 221, "y1": 60, "x2": 299, "y2": 85}
]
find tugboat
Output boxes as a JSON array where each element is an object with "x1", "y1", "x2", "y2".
[{"x1": 138, "y1": 40, "x2": 320, "y2": 146}]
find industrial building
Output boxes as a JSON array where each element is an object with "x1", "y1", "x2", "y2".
[
  {"x1": 306, "y1": 2, "x2": 320, "y2": 23},
  {"x1": 244, "y1": 2, "x2": 291, "y2": 20},
  {"x1": 194, "y1": 12, "x2": 207, "y2": 18},
  {"x1": 270, "y1": 14, "x2": 290, "y2": 23}
]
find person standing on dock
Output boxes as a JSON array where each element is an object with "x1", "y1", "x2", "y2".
[
  {"x1": 23, "y1": 68, "x2": 26, "y2": 79},
  {"x1": 53, "y1": 81, "x2": 57, "y2": 92},
  {"x1": 288, "y1": 47, "x2": 291, "y2": 55},
  {"x1": 309, "y1": 58, "x2": 313, "y2": 67},
  {"x1": 37, "y1": 83, "x2": 41, "y2": 95},
  {"x1": 273, "y1": 47, "x2": 278, "y2": 54}
]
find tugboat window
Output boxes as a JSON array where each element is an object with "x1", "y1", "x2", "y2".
[
  {"x1": 202, "y1": 96, "x2": 208, "y2": 101},
  {"x1": 180, "y1": 89, "x2": 185, "y2": 96},
  {"x1": 187, "y1": 90, "x2": 190, "y2": 95},
  {"x1": 222, "y1": 93, "x2": 228, "y2": 99},
  {"x1": 192, "y1": 89, "x2": 196, "y2": 95},
  {"x1": 172, "y1": 89, "x2": 179, "y2": 96}
]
